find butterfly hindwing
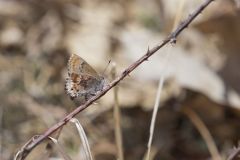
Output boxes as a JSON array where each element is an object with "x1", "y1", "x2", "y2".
[{"x1": 65, "y1": 54, "x2": 105, "y2": 101}]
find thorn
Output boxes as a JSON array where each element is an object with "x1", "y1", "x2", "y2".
[
  {"x1": 145, "y1": 46, "x2": 151, "y2": 61},
  {"x1": 123, "y1": 70, "x2": 131, "y2": 77},
  {"x1": 146, "y1": 46, "x2": 151, "y2": 55},
  {"x1": 170, "y1": 37, "x2": 177, "y2": 45},
  {"x1": 145, "y1": 55, "x2": 149, "y2": 61},
  {"x1": 147, "y1": 46, "x2": 150, "y2": 53}
]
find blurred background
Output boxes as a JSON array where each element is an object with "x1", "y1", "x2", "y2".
[{"x1": 1, "y1": 0, "x2": 240, "y2": 160}]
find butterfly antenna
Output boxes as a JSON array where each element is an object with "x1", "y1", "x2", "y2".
[{"x1": 102, "y1": 60, "x2": 111, "y2": 75}]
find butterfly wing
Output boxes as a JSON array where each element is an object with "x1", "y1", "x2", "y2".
[
  {"x1": 65, "y1": 54, "x2": 105, "y2": 100},
  {"x1": 68, "y1": 54, "x2": 100, "y2": 77}
]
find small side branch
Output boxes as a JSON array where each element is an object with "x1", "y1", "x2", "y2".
[{"x1": 15, "y1": 0, "x2": 215, "y2": 159}]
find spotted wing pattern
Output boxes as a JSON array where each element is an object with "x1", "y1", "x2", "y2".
[{"x1": 65, "y1": 54, "x2": 105, "y2": 101}]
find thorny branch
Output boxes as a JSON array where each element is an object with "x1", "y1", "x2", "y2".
[
  {"x1": 15, "y1": 0, "x2": 215, "y2": 159},
  {"x1": 227, "y1": 146, "x2": 240, "y2": 160}
]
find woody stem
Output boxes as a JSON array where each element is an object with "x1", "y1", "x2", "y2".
[{"x1": 16, "y1": 0, "x2": 215, "y2": 159}]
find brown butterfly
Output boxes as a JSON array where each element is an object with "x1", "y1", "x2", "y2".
[{"x1": 65, "y1": 54, "x2": 106, "y2": 102}]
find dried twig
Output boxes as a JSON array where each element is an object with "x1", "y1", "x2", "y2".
[
  {"x1": 145, "y1": 47, "x2": 172, "y2": 160},
  {"x1": 112, "y1": 63, "x2": 124, "y2": 160},
  {"x1": 145, "y1": 68, "x2": 165, "y2": 160},
  {"x1": 0, "y1": 105, "x2": 3, "y2": 160},
  {"x1": 48, "y1": 137, "x2": 72, "y2": 160},
  {"x1": 227, "y1": 145, "x2": 240, "y2": 160},
  {"x1": 182, "y1": 108, "x2": 222, "y2": 160},
  {"x1": 172, "y1": 0, "x2": 186, "y2": 30},
  {"x1": 145, "y1": 0, "x2": 185, "y2": 159},
  {"x1": 70, "y1": 118, "x2": 93, "y2": 160},
  {"x1": 15, "y1": 0, "x2": 215, "y2": 159}
]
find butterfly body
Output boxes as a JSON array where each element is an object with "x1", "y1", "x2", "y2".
[{"x1": 65, "y1": 54, "x2": 106, "y2": 101}]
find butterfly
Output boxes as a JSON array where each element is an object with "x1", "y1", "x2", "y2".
[{"x1": 65, "y1": 54, "x2": 106, "y2": 102}]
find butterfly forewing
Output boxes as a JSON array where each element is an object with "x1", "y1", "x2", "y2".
[{"x1": 68, "y1": 54, "x2": 99, "y2": 77}]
